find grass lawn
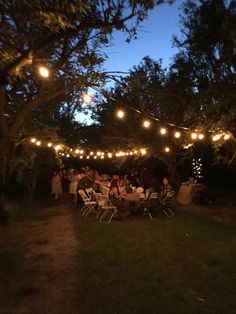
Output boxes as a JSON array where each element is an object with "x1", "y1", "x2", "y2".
[{"x1": 74, "y1": 211, "x2": 236, "y2": 314}]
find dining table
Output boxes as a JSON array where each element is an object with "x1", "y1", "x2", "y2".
[{"x1": 177, "y1": 182, "x2": 205, "y2": 205}]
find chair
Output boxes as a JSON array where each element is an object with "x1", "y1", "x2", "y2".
[
  {"x1": 78, "y1": 189, "x2": 97, "y2": 217},
  {"x1": 95, "y1": 194, "x2": 118, "y2": 223},
  {"x1": 143, "y1": 192, "x2": 159, "y2": 220},
  {"x1": 160, "y1": 191, "x2": 175, "y2": 217},
  {"x1": 85, "y1": 187, "x2": 95, "y2": 196}
]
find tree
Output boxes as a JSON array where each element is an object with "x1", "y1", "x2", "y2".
[
  {"x1": 87, "y1": 57, "x2": 194, "y2": 184},
  {"x1": 0, "y1": 0, "x2": 173, "y2": 220},
  {"x1": 171, "y1": 0, "x2": 236, "y2": 163}
]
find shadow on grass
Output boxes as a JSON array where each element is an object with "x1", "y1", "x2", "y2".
[{"x1": 73, "y1": 212, "x2": 236, "y2": 314}]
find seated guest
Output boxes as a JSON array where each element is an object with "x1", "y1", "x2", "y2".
[
  {"x1": 160, "y1": 177, "x2": 173, "y2": 198},
  {"x1": 109, "y1": 179, "x2": 126, "y2": 199},
  {"x1": 141, "y1": 179, "x2": 160, "y2": 214},
  {"x1": 109, "y1": 179, "x2": 131, "y2": 219}
]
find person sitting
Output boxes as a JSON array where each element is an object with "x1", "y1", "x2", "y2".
[
  {"x1": 159, "y1": 177, "x2": 175, "y2": 216},
  {"x1": 142, "y1": 179, "x2": 160, "y2": 216},
  {"x1": 160, "y1": 177, "x2": 173, "y2": 198},
  {"x1": 109, "y1": 179, "x2": 131, "y2": 219}
]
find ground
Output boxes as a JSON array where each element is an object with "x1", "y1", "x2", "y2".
[
  {"x1": 0, "y1": 202, "x2": 235, "y2": 314},
  {"x1": 0, "y1": 205, "x2": 79, "y2": 314}
]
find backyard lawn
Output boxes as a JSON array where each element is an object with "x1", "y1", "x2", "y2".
[{"x1": 74, "y1": 211, "x2": 236, "y2": 314}]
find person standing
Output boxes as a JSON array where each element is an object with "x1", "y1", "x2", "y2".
[
  {"x1": 69, "y1": 169, "x2": 79, "y2": 204},
  {"x1": 51, "y1": 170, "x2": 63, "y2": 202}
]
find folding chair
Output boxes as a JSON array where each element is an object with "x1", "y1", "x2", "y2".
[
  {"x1": 78, "y1": 189, "x2": 97, "y2": 217},
  {"x1": 160, "y1": 191, "x2": 175, "y2": 217},
  {"x1": 95, "y1": 194, "x2": 118, "y2": 223},
  {"x1": 85, "y1": 188, "x2": 95, "y2": 198},
  {"x1": 143, "y1": 192, "x2": 159, "y2": 220}
]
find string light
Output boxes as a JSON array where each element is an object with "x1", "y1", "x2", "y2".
[
  {"x1": 143, "y1": 120, "x2": 151, "y2": 128},
  {"x1": 38, "y1": 66, "x2": 49, "y2": 78},
  {"x1": 36, "y1": 140, "x2": 41, "y2": 146},
  {"x1": 191, "y1": 133, "x2": 198, "y2": 140},
  {"x1": 30, "y1": 138, "x2": 36, "y2": 143},
  {"x1": 82, "y1": 92, "x2": 93, "y2": 104},
  {"x1": 117, "y1": 110, "x2": 125, "y2": 119},
  {"x1": 47, "y1": 142, "x2": 52, "y2": 147},
  {"x1": 54, "y1": 145, "x2": 62, "y2": 151},
  {"x1": 224, "y1": 134, "x2": 230, "y2": 140},
  {"x1": 140, "y1": 148, "x2": 147, "y2": 155},
  {"x1": 192, "y1": 158, "x2": 203, "y2": 180},
  {"x1": 160, "y1": 128, "x2": 167, "y2": 135},
  {"x1": 165, "y1": 146, "x2": 170, "y2": 153},
  {"x1": 212, "y1": 134, "x2": 222, "y2": 141},
  {"x1": 198, "y1": 134, "x2": 204, "y2": 140},
  {"x1": 174, "y1": 131, "x2": 181, "y2": 138}
]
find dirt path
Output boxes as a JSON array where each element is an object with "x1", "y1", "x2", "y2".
[{"x1": 0, "y1": 205, "x2": 80, "y2": 314}]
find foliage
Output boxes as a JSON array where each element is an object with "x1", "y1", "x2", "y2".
[
  {"x1": 0, "y1": 0, "x2": 169, "y2": 212},
  {"x1": 88, "y1": 0, "x2": 236, "y2": 179},
  {"x1": 171, "y1": 0, "x2": 236, "y2": 163}
]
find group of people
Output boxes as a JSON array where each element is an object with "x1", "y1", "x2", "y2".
[
  {"x1": 51, "y1": 166, "x2": 174, "y2": 218},
  {"x1": 51, "y1": 166, "x2": 98, "y2": 203}
]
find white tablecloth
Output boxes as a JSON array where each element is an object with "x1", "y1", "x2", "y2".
[{"x1": 177, "y1": 183, "x2": 204, "y2": 205}]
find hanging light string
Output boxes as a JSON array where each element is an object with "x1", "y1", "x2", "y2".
[
  {"x1": 88, "y1": 85, "x2": 231, "y2": 142},
  {"x1": 28, "y1": 137, "x2": 152, "y2": 159}
]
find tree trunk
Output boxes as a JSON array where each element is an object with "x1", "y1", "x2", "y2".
[{"x1": 0, "y1": 137, "x2": 13, "y2": 223}]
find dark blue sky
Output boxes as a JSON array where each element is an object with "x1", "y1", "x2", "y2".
[
  {"x1": 103, "y1": 0, "x2": 184, "y2": 73},
  {"x1": 80, "y1": 0, "x2": 184, "y2": 123}
]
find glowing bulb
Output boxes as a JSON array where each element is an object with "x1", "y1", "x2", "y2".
[
  {"x1": 90, "y1": 151, "x2": 94, "y2": 155},
  {"x1": 212, "y1": 134, "x2": 222, "y2": 141},
  {"x1": 80, "y1": 156, "x2": 83, "y2": 159},
  {"x1": 191, "y1": 133, "x2": 197, "y2": 140},
  {"x1": 47, "y1": 142, "x2": 52, "y2": 147},
  {"x1": 38, "y1": 66, "x2": 49, "y2": 78},
  {"x1": 82, "y1": 92, "x2": 92, "y2": 104},
  {"x1": 160, "y1": 128, "x2": 167, "y2": 135},
  {"x1": 30, "y1": 138, "x2": 36, "y2": 143},
  {"x1": 36, "y1": 141, "x2": 41, "y2": 146},
  {"x1": 75, "y1": 149, "x2": 79, "y2": 154},
  {"x1": 94, "y1": 156, "x2": 97, "y2": 159},
  {"x1": 198, "y1": 134, "x2": 204, "y2": 140},
  {"x1": 224, "y1": 134, "x2": 230, "y2": 140},
  {"x1": 174, "y1": 131, "x2": 181, "y2": 138},
  {"x1": 108, "y1": 153, "x2": 112, "y2": 158},
  {"x1": 97, "y1": 151, "x2": 101, "y2": 156},
  {"x1": 117, "y1": 110, "x2": 125, "y2": 119},
  {"x1": 54, "y1": 145, "x2": 61, "y2": 151},
  {"x1": 143, "y1": 120, "x2": 151, "y2": 128},
  {"x1": 80, "y1": 150, "x2": 84, "y2": 154},
  {"x1": 165, "y1": 146, "x2": 170, "y2": 153},
  {"x1": 140, "y1": 148, "x2": 147, "y2": 155},
  {"x1": 66, "y1": 154, "x2": 70, "y2": 158}
]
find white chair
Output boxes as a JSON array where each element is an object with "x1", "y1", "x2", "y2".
[
  {"x1": 136, "y1": 187, "x2": 144, "y2": 194},
  {"x1": 85, "y1": 188, "x2": 95, "y2": 197},
  {"x1": 95, "y1": 194, "x2": 118, "y2": 223},
  {"x1": 78, "y1": 189, "x2": 97, "y2": 217}
]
